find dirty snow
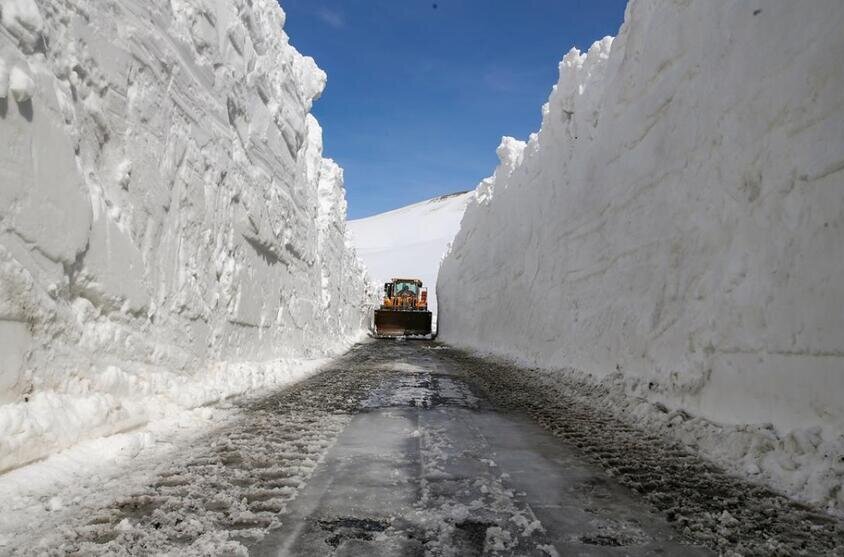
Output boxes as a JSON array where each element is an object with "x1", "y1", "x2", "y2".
[
  {"x1": 5, "y1": 341, "x2": 841, "y2": 555},
  {"x1": 438, "y1": 0, "x2": 844, "y2": 512},
  {"x1": 0, "y1": 348, "x2": 386, "y2": 555},
  {"x1": 250, "y1": 341, "x2": 707, "y2": 556},
  {"x1": 348, "y1": 191, "x2": 471, "y2": 325},
  {"x1": 0, "y1": 0, "x2": 372, "y2": 475},
  {"x1": 444, "y1": 347, "x2": 844, "y2": 555}
]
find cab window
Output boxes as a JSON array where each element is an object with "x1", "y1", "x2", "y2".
[{"x1": 394, "y1": 281, "x2": 418, "y2": 295}]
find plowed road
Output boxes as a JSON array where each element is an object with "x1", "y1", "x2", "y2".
[{"x1": 10, "y1": 341, "x2": 844, "y2": 555}]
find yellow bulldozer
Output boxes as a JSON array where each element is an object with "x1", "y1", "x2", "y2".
[{"x1": 374, "y1": 278, "x2": 433, "y2": 338}]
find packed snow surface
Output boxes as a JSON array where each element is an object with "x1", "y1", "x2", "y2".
[
  {"x1": 438, "y1": 0, "x2": 844, "y2": 512},
  {"x1": 0, "y1": 0, "x2": 372, "y2": 473},
  {"x1": 348, "y1": 191, "x2": 471, "y2": 322}
]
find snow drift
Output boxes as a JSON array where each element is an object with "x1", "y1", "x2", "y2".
[
  {"x1": 438, "y1": 1, "x2": 844, "y2": 511},
  {"x1": 0, "y1": 0, "x2": 372, "y2": 472},
  {"x1": 348, "y1": 191, "x2": 471, "y2": 323}
]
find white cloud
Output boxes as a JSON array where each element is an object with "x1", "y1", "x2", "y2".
[{"x1": 316, "y1": 6, "x2": 345, "y2": 29}]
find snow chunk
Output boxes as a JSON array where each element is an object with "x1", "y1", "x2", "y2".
[
  {"x1": 115, "y1": 160, "x2": 132, "y2": 190},
  {"x1": 0, "y1": 0, "x2": 43, "y2": 51},
  {"x1": 8, "y1": 65, "x2": 33, "y2": 102}
]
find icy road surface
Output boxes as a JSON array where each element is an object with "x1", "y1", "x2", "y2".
[{"x1": 7, "y1": 341, "x2": 844, "y2": 555}]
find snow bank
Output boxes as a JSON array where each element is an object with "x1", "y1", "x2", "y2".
[
  {"x1": 348, "y1": 191, "x2": 471, "y2": 323},
  {"x1": 438, "y1": 0, "x2": 844, "y2": 511},
  {"x1": 0, "y1": 0, "x2": 373, "y2": 472}
]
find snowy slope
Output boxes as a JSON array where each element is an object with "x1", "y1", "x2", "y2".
[
  {"x1": 348, "y1": 192, "x2": 471, "y2": 324},
  {"x1": 0, "y1": 0, "x2": 372, "y2": 473},
  {"x1": 439, "y1": 1, "x2": 844, "y2": 511}
]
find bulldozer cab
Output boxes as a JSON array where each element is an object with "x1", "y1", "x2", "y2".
[{"x1": 387, "y1": 279, "x2": 419, "y2": 299}]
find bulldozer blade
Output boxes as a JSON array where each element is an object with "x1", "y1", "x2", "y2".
[{"x1": 374, "y1": 309, "x2": 432, "y2": 338}]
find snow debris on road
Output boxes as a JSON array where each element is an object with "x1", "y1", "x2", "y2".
[
  {"x1": 413, "y1": 420, "x2": 549, "y2": 556},
  {"x1": 11, "y1": 340, "x2": 837, "y2": 555},
  {"x1": 3, "y1": 345, "x2": 388, "y2": 555},
  {"x1": 0, "y1": 0, "x2": 373, "y2": 475},
  {"x1": 438, "y1": 0, "x2": 844, "y2": 512},
  {"x1": 249, "y1": 341, "x2": 705, "y2": 555},
  {"x1": 0, "y1": 357, "x2": 336, "y2": 551},
  {"x1": 443, "y1": 348, "x2": 844, "y2": 555}
]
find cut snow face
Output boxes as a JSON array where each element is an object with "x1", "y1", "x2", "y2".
[
  {"x1": 0, "y1": 0, "x2": 372, "y2": 473},
  {"x1": 348, "y1": 192, "x2": 472, "y2": 325},
  {"x1": 438, "y1": 1, "x2": 844, "y2": 513}
]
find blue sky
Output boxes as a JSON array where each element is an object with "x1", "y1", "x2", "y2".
[{"x1": 280, "y1": 0, "x2": 627, "y2": 218}]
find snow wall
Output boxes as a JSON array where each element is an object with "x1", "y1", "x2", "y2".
[
  {"x1": 438, "y1": 0, "x2": 844, "y2": 510},
  {"x1": 0, "y1": 0, "x2": 373, "y2": 472}
]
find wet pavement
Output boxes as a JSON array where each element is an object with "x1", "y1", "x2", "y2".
[
  {"x1": 14, "y1": 340, "x2": 844, "y2": 555},
  {"x1": 251, "y1": 342, "x2": 706, "y2": 556}
]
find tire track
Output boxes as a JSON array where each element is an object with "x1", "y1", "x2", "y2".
[
  {"x1": 21, "y1": 345, "x2": 389, "y2": 556},
  {"x1": 442, "y1": 348, "x2": 844, "y2": 556}
]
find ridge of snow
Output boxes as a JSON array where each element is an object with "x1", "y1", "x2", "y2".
[
  {"x1": 0, "y1": 0, "x2": 373, "y2": 473},
  {"x1": 438, "y1": 0, "x2": 844, "y2": 513}
]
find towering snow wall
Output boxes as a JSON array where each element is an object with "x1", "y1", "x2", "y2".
[
  {"x1": 439, "y1": 1, "x2": 844, "y2": 508},
  {"x1": 0, "y1": 0, "x2": 372, "y2": 472}
]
